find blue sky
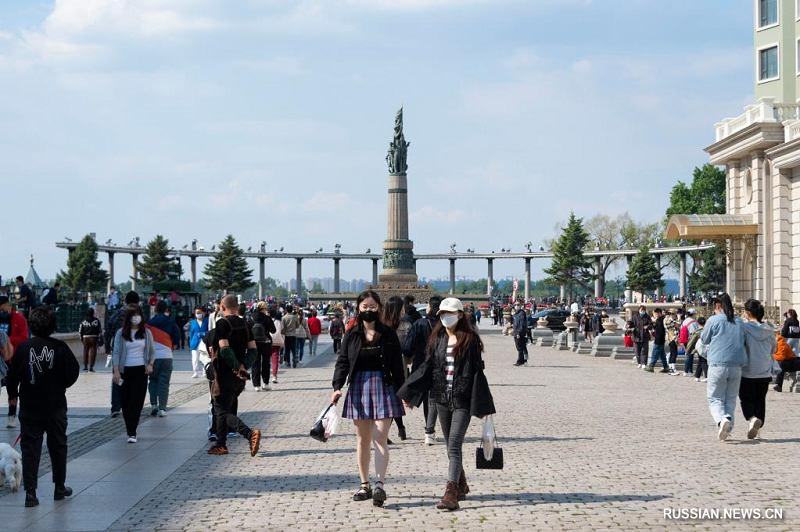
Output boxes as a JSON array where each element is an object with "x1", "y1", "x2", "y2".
[{"x1": 0, "y1": 0, "x2": 753, "y2": 287}]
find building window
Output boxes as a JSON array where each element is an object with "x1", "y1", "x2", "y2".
[
  {"x1": 759, "y1": 0, "x2": 778, "y2": 28},
  {"x1": 759, "y1": 45, "x2": 779, "y2": 81}
]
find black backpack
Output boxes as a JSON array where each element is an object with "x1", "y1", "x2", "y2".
[{"x1": 248, "y1": 315, "x2": 268, "y2": 342}]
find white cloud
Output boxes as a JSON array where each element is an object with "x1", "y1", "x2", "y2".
[
  {"x1": 302, "y1": 192, "x2": 356, "y2": 213},
  {"x1": 410, "y1": 206, "x2": 466, "y2": 226}
]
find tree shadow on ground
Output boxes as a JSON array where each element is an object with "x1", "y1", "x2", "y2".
[
  {"x1": 387, "y1": 492, "x2": 669, "y2": 510},
  {"x1": 258, "y1": 448, "x2": 353, "y2": 458},
  {"x1": 728, "y1": 437, "x2": 800, "y2": 444}
]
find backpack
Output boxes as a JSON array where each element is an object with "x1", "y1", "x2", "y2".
[
  {"x1": 678, "y1": 319, "x2": 695, "y2": 345},
  {"x1": 248, "y1": 315, "x2": 267, "y2": 342}
]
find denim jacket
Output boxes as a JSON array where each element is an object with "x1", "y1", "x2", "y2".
[{"x1": 700, "y1": 314, "x2": 746, "y2": 367}]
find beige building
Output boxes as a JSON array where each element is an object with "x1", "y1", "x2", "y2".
[{"x1": 677, "y1": 0, "x2": 800, "y2": 313}]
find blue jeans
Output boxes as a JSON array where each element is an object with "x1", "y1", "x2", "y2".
[
  {"x1": 649, "y1": 343, "x2": 668, "y2": 368},
  {"x1": 149, "y1": 359, "x2": 174, "y2": 410},
  {"x1": 309, "y1": 335, "x2": 319, "y2": 355},
  {"x1": 684, "y1": 353, "x2": 694, "y2": 374},
  {"x1": 707, "y1": 366, "x2": 742, "y2": 429},
  {"x1": 297, "y1": 338, "x2": 307, "y2": 362}
]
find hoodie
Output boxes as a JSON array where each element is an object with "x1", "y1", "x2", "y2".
[
  {"x1": 701, "y1": 314, "x2": 746, "y2": 367},
  {"x1": 742, "y1": 321, "x2": 777, "y2": 379}
]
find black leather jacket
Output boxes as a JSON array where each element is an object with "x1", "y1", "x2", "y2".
[
  {"x1": 398, "y1": 332, "x2": 495, "y2": 417},
  {"x1": 332, "y1": 323, "x2": 405, "y2": 392}
]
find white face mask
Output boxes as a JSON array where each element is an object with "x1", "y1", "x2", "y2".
[
  {"x1": 440, "y1": 314, "x2": 458, "y2": 329},
  {"x1": 130, "y1": 315, "x2": 142, "y2": 326},
  {"x1": 196, "y1": 314, "x2": 204, "y2": 320}
]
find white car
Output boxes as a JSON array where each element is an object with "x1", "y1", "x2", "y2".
[{"x1": 304, "y1": 309, "x2": 331, "y2": 332}]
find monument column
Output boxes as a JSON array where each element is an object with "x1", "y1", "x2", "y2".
[
  {"x1": 594, "y1": 257, "x2": 602, "y2": 298},
  {"x1": 296, "y1": 258, "x2": 303, "y2": 295},
  {"x1": 524, "y1": 258, "x2": 531, "y2": 302},
  {"x1": 679, "y1": 252, "x2": 687, "y2": 299},
  {"x1": 449, "y1": 259, "x2": 456, "y2": 295},
  {"x1": 334, "y1": 258, "x2": 340, "y2": 294},
  {"x1": 258, "y1": 258, "x2": 266, "y2": 300},
  {"x1": 625, "y1": 254, "x2": 633, "y2": 302},
  {"x1": 559, "y1": 284, "x2": 565, "y2": 302},
  {"x1": 107, "y1": 251, "x2": 115, "y2": 293},
  {"x1": 372, "y1": 259, "x2": 379, "y2": 287},
  {"x1": 131, "y1": 253, "x2": 139, "y2": 292},
  {"x1": 487, "y1": 258, "x2": 494, "y2": 297}
]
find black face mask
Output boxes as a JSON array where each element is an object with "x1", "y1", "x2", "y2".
[{"x1": 359, "y1": 311, "x2": 379, "y2": 323}]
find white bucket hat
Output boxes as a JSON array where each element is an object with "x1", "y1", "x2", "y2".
[{"x1": 437, "y1": 297, "x2": 464, "y2": 315}]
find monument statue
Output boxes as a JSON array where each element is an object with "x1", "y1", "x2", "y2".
[{"x1": 386, "y1": 107, "x2": 410, "y2": 174}]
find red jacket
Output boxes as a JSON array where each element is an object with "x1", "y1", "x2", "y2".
[
  {"x1": 308, "y1": 317, "x2": 321, "y2": 336},
  {"x1": 6, "y1": 310, "x2": 29, "y2": 356}
]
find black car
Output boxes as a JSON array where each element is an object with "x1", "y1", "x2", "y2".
[{"x1": 528, "y1": 309, "x2": 571, "y2": 331}]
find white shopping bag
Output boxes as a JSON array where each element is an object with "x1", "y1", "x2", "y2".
[
  {"x1": 481, "y1": 415, "x2": 496, "y2": 461},
  {"x1": 321, "y1": 404, "x2": 341, "y2": 438}
]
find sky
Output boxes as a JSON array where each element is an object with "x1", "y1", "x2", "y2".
[{"x1": 0, "y1": 0, "x2": 754, "y2": 287}]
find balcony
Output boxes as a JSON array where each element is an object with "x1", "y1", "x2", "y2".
[{"x1": 714, "y1": 97, "x2": 800, "y2": 142}]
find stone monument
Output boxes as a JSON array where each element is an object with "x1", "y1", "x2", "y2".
[{"x1": 375, "y1": 107, "x2": 433, "y2": 302}]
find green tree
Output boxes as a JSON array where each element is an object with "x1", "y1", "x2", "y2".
[
  {"x1": 626, "y1": 246, "x2": 664, "y2": 298},
  {"x1": 137, "y1": 235, "x2": 181, "y2": 285},
  {"x1": 666, "y1": 164, "x2": 726, "y2": 217},
  {"x1": 311, "y1": 281, "x2": 325, "y2": 294},
  {"x1": 58, "y1": 234, "x2": 108, "y2": 293},
  {"x1": 544, "y1": 212, "x2": 595, "y2": 300},
  {"x1": 688, "y1": 247, "x2": 726, "y2": 294},
  {"x1": 202, "y1": 235, "x2": 254, "y2": 293}
]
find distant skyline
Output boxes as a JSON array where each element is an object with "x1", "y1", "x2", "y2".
[{"x1": 0, "y1": 1, "x2": 752, "y2": 285}]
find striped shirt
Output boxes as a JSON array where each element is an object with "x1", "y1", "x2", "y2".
[{"x1": 445, "y1": 345, "x2": 455, "y2": 390}]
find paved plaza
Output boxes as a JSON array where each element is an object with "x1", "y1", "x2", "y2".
[{"x1": 1, "y1": 329, "x2": 799, "y2": 531}]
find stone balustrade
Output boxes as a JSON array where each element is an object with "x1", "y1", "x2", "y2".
[{"x1": 714, "y1": 97, "x2": 776, "y2": 142}]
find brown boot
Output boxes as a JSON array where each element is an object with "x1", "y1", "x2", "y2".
[
  {"x1": 457, "y1": 471, "x2": 470, "y2": 501},
  {"x1": 436, "y1": 481, "x2": 459, "y2": 511}
]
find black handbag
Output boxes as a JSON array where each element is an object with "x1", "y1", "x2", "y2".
[
  {"x1": 310, "y1": 403, "x2": 335, "y2": 443},
  {"x1": 476, "y1": 424, "x2": 503, "y2": 470}
]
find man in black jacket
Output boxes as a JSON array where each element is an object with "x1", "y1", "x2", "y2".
[
  {"x1": 644, "y1": 308, "x2": 668, "y2": 373},
  {"x1": 404, "y1": 295, "x2": 422, "y2": 323},
  {"x1": 512, "y1": 305, "x2": 528, "y2": 366},
  {"x1": 631, "y1": 305, "x2": 652, "y2": 368},
  {"x1": 6, "y1": 306, "x2": 80, "y2": 508},
  {"x1": 402, "y1": 296, "x2": 442, "y2": 444}
]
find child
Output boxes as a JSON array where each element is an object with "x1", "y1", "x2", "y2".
[{"x1": 686, "y1": 317, "x2": 708, "y2": 381}]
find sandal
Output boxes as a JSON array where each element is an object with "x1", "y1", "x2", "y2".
[
  {"x1": 353, "y1": 482, "x2": 372, "y2": 502},
  {"x1": 372, "y1": 481, "x2": 387, "y2": 507}
]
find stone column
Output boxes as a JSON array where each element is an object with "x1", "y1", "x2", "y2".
[
  {"x1": 625, "y1": 254, "x2": 633, "y2": 302},
  {"x1": 334, "y1": 258, "x2": 340, "y2": 294},
  {"x1": 107, "y1": 251, "x2": 115, "y2": 293},
  {"x1": 655, "y1": 254, "x2": 662, "y2": 299},
  {"x1": 131, "y1": 253, "x2": 139, "y2": 292},
  {"x1": 372, "y1": 259, "x2": 379, "y2": 287},
  {"x1": 296, "y1": 258, "x2": 303, "y2": 294},
  {"x1": 449, "y1": 259, "x2": 456, "y2": 295},
  {"x1": 190, "y1": 256, "x2": 197, "y2": 289},
  {"x1": 487, "y1": 258, "x2": 494, "y2": 297},
  {"x1": 524, "y1": 258, "x2": 531, "y2": 302},
  {"x1": 594, "y1": 257, "x2": 602, "y2": 298},
  {"x1": 679, "y1": 252, "x2": 687, "y2": 299},
  {"x1": 258, "y1": 258, "x2": 266, "y2": 300},
  {"x1": 559, "y1": 284, "x2": 565, "y2": 302},
  {"x1": 413, "y1": 258, "x2": 417, "y2": 274}
]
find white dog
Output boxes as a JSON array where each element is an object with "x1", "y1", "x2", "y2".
[{"x1": 0, "y1": 442, "x2": 22, "y2": 492}]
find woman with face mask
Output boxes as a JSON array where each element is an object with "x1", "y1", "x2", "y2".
[
  {"x1": 398, "y1": 297, "x2": 496, "y2": 511},
  {"x1": 331, "y1": 290, "x2": 405, "y2": 507},
  {"x1": 112, "y1": 305, "x2": 155, "y2": 443},
  {"x1": 189, "y1": 307, "x2": 209, "y2": 379}
]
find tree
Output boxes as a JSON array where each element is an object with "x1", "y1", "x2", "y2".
[
  {"x1": 137, "y1": 235, "x2": 182, "y2": 285},
  {"x1": 666, "y1": 164, "x2": 726, "y2": 218},
  {"x1": 311, "y1": 281, "x2": 325, "y2": 294},
  {"x1": 58, "y1": 234, "x2": 108, "y2": 293},
  {"x1": 688, "y1": 247, "x2": 726, "y2": 294},
  {"x1": 544, "y1": 212, "x2": 595, "y2": 301},
  {"x1": 202, "y1": 235, "x2": 254, "y2": 293},
  {"x1": 626, "y1": 246, "x2": 664, "y2": 299}
]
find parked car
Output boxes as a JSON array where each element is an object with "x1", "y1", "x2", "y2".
[
  {"x1": 304, "y1": 309, "x2": 330, "y2": 332},
  {"x1": 528, "y1": 309, "x2": 571, "y2": 331}
]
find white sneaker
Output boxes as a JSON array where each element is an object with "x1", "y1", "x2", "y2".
[
  {"x1": 669, "y1": 369, "x2": 679, "y2": 376},
  {"x1": 127, "y1": 435, "x2": 137, "y2": 443},
  {"x1": 105, "y1": 355, "x2": 112, "y2": 368},
  {"x1": 425, "y1": 433, "x2": 436, "y2": 445},
  {"x1": 700, "y1": 377, "x2": 707, "y2": 382},
  {"x1": 254, "y1": 386, "x2": 261, "y2": 392},
  {"x1": 637, "y1": 364, "x2": 642, "y2": 369},
  {"x1": 695, "y1": 377, "x2": 700, "y2": 382},
  {"x1": 683, "y1": 372, "x2": 693, "y2": 377},
  {"x1": 261, "y1": 386, "x2": 271, "y2": 391},
  {"x1": 6, "y1": 415, "x2": 16, "y2": 428},
  {"x1": 747, "y1": 417, "x2": 762, "y2": 440},
  {"x1": 158, "y1": 410, "x2": 167, "y2": 418},
  {"x1": 718, "y1": 418, "x2": 732, "y2": 441},
  {"x1": 191, "y1": 372, "x2": 199, "y2": 379},
  {"x1": 271, "y1": 376, "x2": 277, "y2": 384}
]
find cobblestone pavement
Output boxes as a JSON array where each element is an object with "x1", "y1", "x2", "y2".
[{"x1": 3, "y1": 331, "x2": 799, "y2": 530}]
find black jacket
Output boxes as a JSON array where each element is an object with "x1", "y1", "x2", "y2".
[
  {"x1": 653, "y1": 316, "x2": 666, "y2": 345},
  {"x1": 6, "y1": 336, "x2": 80, "y2": 411},
  {"x1": 79, "y1": 317, "x2": 102, "y2": 338},
  {"x1": 405, "y1": 305, "x2": 422, "y2": 324},
  {"x1": 782, "y1": 317, "x2": 800, "y2": 339},
  {"x1": 332, "y1": 323, "x2": 405, "y2": 392},
  {"x1": 402, "y1": 316, "x2": 438, "y2": 372},
  {"x1": 397, "y1": 333, "x2": 496, "y2": 417},
  {"x1": 631, "y1": 313, "x2": 652, "y2": 343},
  {"x1": 248, "y1": 312, "x2": 276, "y2": 344}
]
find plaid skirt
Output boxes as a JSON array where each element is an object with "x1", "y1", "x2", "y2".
[{"x1": 342, "y1": 371, "x2": 405, "y2": 420}]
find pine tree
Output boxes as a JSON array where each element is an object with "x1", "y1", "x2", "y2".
[
  {"x1": 137, "y1": 235, "x2": 181, "y2": 285},
  {"x1": 689, "y1": 247, "x2": 725, "y2": 294},
  {"x1": 58, "y1": 234, "x2": 108, "y2": 293},
  {"x1": 202, "y1": 235, "x2": 254, "y2": 293},
  {"x1": 626, "y1": 246, "x2": 664, "y2": 297},
  {"x1": 544, "y1": 212, "x2": 595, "y2": 300}
]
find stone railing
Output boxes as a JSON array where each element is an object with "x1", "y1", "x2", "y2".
[
  {"x1": 714, "y1": 97, "x2": 776, "y2": 142},
  {"x1": 785, "y1": 119, "x2": 800, "y2": 142},
  {"x1": 773, "y1": 103, "x2": 800, "y2": 121}
]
